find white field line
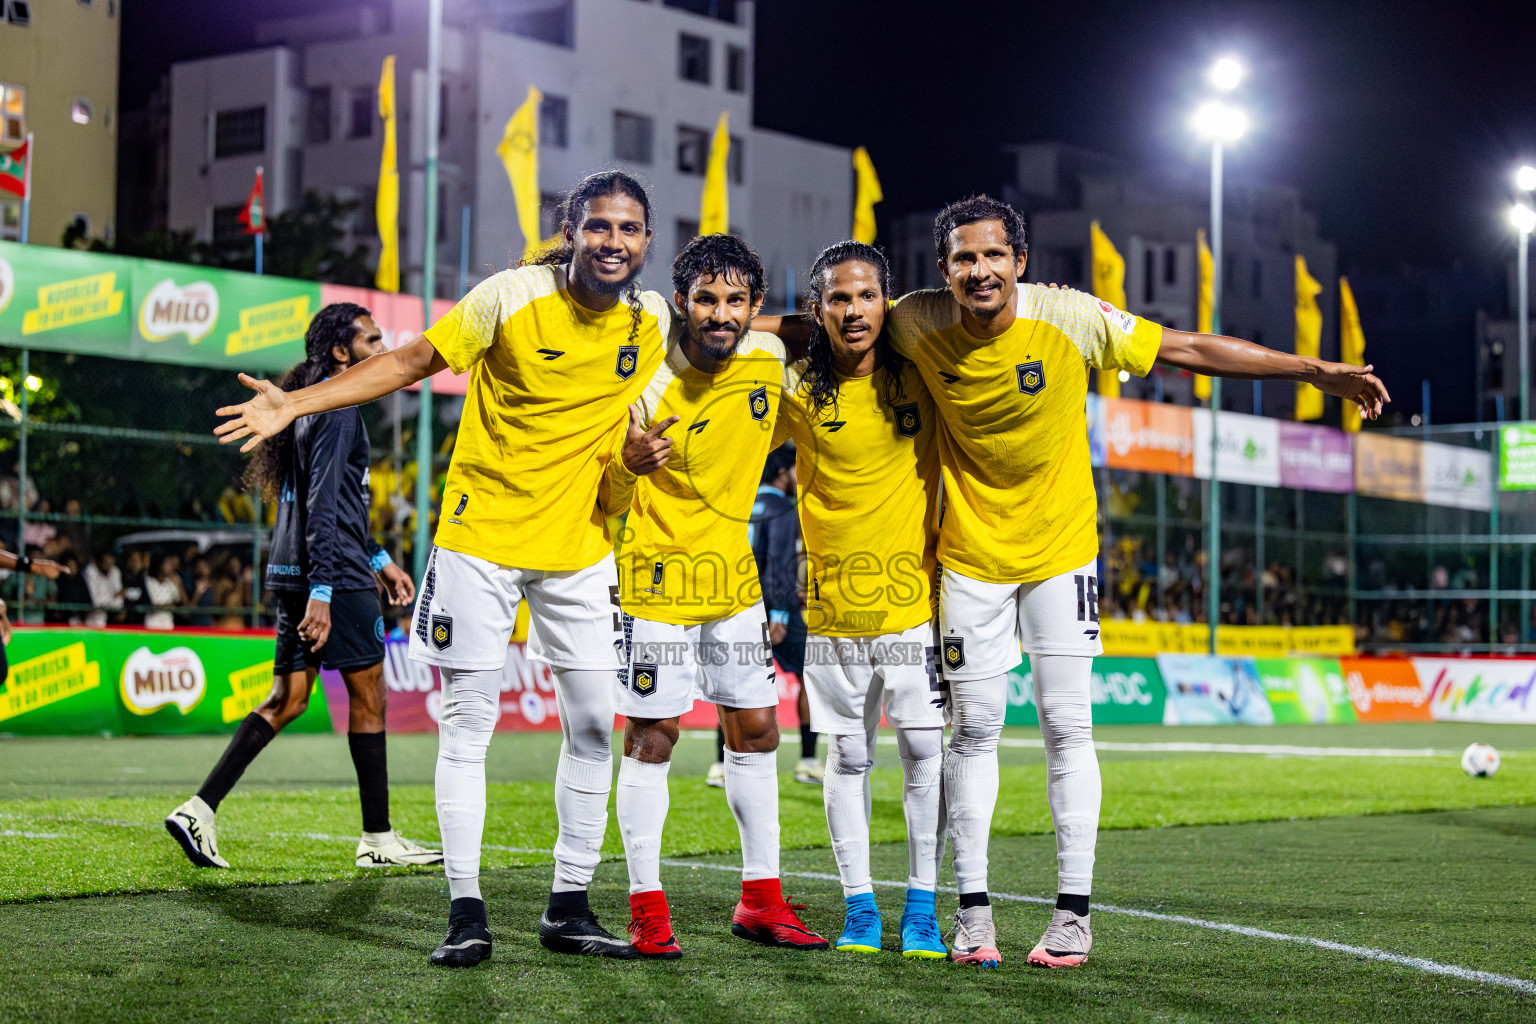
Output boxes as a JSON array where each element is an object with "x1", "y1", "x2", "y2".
[
  {"x1": 660, "y1": 859, "x2": 1536, "y2": 995},
  {"x1": 0, "y1": 829, "x2": 66, "y2": 838}
]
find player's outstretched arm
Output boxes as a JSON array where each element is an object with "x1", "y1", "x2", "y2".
[
  {"x1": 214, "y1": 334, "x2": 449, "y2": 452},
  {"x1": 1156, "y1": 328, "x2": 1390, "y2": 420}
]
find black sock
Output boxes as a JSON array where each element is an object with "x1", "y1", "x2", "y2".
[
  {"x1": 196, "y1": 712, "x2": 275, "y2": 811},
  {"x1": 449, "y1": 896, "x2": 487, "y2": 928},
  {"x1": 715, "y1": 726, "x2": 725, "y2": 763},
  {"x1": 547, "y1": 888, "x2": 589, "y2": 918},
  {"x1": 799, "y1": 723, "x2": 817, "y2": 760},
  {"x1": 348, "y1": 730, "x2": 391, "y2": 834},
  {"x1": 959, "y1": 890, "x2": 990, "y2": 909},
  {"x1": 1056, "y1": 892, "x2": 1090, "y2": 917}
]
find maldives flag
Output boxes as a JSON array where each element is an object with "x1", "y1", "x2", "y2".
[
  {"x1": 0, "y1": 139, "x2": 27, "y2": 199},
  {"x1": 237, "y1": 167, "x2": 265, "y2": 234}
]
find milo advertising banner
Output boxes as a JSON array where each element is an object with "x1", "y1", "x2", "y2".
[
  {"x1": 1004, "y1": 656, "x2": 1166, "y2": 727},
  {"x1": 0, "y1": 243, "x2": 131, "y2": 357},
  {"x1": 1253, "y1": 658, "x2": 1357, "y2": 724},
  {"x1": 0, "y1": 628, "x2": 330, "y2": 736}
]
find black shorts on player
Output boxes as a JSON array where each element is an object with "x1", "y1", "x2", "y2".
[{"x1": 273, "y1": 589, "x2": 385, "y2": 674}]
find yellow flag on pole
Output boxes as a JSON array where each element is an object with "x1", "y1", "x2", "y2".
[
  {"x1": 374, "y1": 55, "x2": 400, "y2": 294},
  {"x1": 496, "y1": 85, "x2": 543, "y2": 260},
  {"x1": 1339, "y1": 275, "x2": 1366, "y2": 433},
  {"x1": 1195, "y1": 228, "x2": 1213, "y2": 402},
  {"x1": 1294, "y1": 254, "x2": 1324, "y2": 421},
  {"x1": 852, "y1": 146, "x2": 883, "y2": 244},
  {"x1": 1090, "y1": 221, "x2": 1128, "y2": 397},
  {"x1": 700, "y1": 112, "x2": 730, "y2": 235}
]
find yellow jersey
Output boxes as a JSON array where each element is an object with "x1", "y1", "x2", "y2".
[
  {"x1": 887, "y1": 284, "x2": 1162, "y2": 584},
  {"x1": 423, "y1": 264, "x2": 669, "y2": 570},
  {"x1": 613, "y1": 326, "x2": 789, "y2": 625},
  {"x1": 778, "y1": 359, "x2": 939, "y2": 637}
]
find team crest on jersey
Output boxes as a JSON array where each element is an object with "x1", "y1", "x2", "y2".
[
  {"x1": 631, "y1": 663, "x2": 659, "y2": 697},
  {"x1": 1016, "y1": 360, "x2": 1045, "y2": 396},
  {"x1": 616, "y1": 345, "x2": 639, "y2": 380},
  {"x1": 748, "y1": 386, "x2": 769, "y2": 421},
  {"x1": 941, "y1": 635, "x2": 965, "y2": 671},
  {"x1": 894, "y1": 402, "x2": 921, "y2": 438},
  {"x1": 431, "y1": 615, "x2": 453, "y2": 651}
]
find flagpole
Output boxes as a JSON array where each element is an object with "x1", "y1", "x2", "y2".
[
  {"x1": 413, "y1": 0, "x2": 443, "y2": 580},
  {"x1": 19, "y1": 132, "x2": 32, "y2": 244},
  {"x1": 255, "y1": 233, "x2": 264, "y2": 275}
]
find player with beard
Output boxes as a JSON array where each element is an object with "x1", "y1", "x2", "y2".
[
  {"x1": 214, "y1": 171, "x2": 673, "y2": 967},
  {"x1": 879, "y1": 195, "x2": 1389, "y2": 968},
  {"x1": 607, "y1": 234, "x2": 829, "y2": 958},
  {"x1": 774, "y1": 241, "x2": 947, "y2": 958},
  {"x1": 167, "y1": 304, "x2": 430, "y2": 872}
]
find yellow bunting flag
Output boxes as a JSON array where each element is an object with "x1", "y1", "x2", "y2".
[
  {"x1": 1090, "y1": 221, "x2": 1128, "y2": 397},
  {"x1": 496, "y1": 85, "x2": 543, "y2": 260},
  {"x1": 1294, "y1": 254, "x2": 1324, "y2": 421},
  {"x1": 1195, "y1": 228, "x2": 1213, "y2": 402},
  {"x1": 700, "y1": 112, "x2": 730, "y2": 235},
  {"x1": 1339, "y1": 275, "x2": 1366, "y2": 433},
  {"x1": 374, "y1": 56, "x2": 400, "y2": 293},
  {"x1": 852, "y1": 146, "x2": 883, "y2": 244}
]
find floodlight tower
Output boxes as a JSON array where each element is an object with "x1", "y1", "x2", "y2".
[{"x1": 1513, "y1": 165, "x2": 1536, "y2": 422}]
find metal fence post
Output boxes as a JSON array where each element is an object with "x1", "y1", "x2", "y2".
[{"x1": 16, "y1": 347, "x2": 27, "y2": 621}]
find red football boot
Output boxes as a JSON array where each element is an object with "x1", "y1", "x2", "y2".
[
  {"x1": 730, "y1": 878, "x2": 829, "y2": 950},
  {"x1": 628, "y1": 890, "x2": 683, "y2": 959}
]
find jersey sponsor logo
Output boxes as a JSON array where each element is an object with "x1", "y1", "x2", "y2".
[
  {"x1": 821, "y1": 420, "x2": 846, "y2": 432},
  {"x1": 454, "y1": 493, "x2": 469, "y2": 516},
  {"x1": 1097, "y1": 299, "x2": 1137, "y2": 334},
  {"x1": 942, "y1": 635, "x2": 965, "y2": 671},
  {"x1": 631, "y1": 662, "x2": 659, "y2": 697},
  {"x1": 1016, "y1": 360, "x2": 1045, "y2": 396},
  {"x1": 616, "y1": 345, "x2": 640, "y2": 379},
  {"x1": 536, "y1": 348, "x2": 565, "y2": 360},
  {"x1": 652, "y1": 561, "x2": 665, "y2": 587},
  {"x1": 430, "y1": 614, "x2": 453, "y2": 651},
  {"x1": 894, "y1": 402, "x2": 921, "y2": 438},
  {"x1": 748, "y1": 386, "x2": 769, "y2": 421},
  {"x1": 687, "y1": 420, "x2": 709, "y2": 434},
  {"x1": 938, "y1": 371, "x2": 961, "y2": 385}
]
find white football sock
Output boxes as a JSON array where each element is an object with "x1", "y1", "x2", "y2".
[
  {"x1": 616, "y1": 756, "x2": 671, "y2": 894},
  {"x1": 435, "y1": 666, "x2": 499, "y2": 891},
  {"x1": 897, "y1": 726, "x2": 944, "y2": 891},
  {"x1": 823, "y1": 732, "x2": 873, "y2": 896},
  {"x1": 1034, "y1": 655, "x2": 1100, "y2": 895},
  {"x1": 944, "y1": 673, "x2": 1006, "y2": 895},
  {"x1": 724, "y1": 747, "x2": 780, "y2": 882},
  {"x1": 550, "y1": 668, "x2": 616, "y2": 892}
]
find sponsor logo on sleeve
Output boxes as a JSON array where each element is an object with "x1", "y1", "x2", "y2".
[{"x1": 1097, "y1": 299, "x2": 1137, "y2": 334}]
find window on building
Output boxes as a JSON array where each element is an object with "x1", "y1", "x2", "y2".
[
  {"x1": 679, "y1": 33, "x2": 711, "y2": 84},
  {"x1": 1251, "y1": 258, "x2": 1262, "y2": 299},
  {"x1": 1143, "y1": 248, "x2": 1155, "y2": 303},
  {"x1": 306, "y1": 86, "x2": 332, "y2": 144},
  {"x1": 1, "y1": 201, "x2": 21, "y2": 240},
  {"x1": 539, "y1": 191, "x2": 563, "y2": 240},
  {"x1": 676, "y1": 124, "x2": 708, "y2": 175},
  {"x1": 1163, "y1": 247, "x2": 1177, "y2": 285},
  {"x1": 212, "y1": 204, "x2": 247, "y2": 247},
  {"x1": 347, "y1": 87, "x2": 372, "y2": 139},
  {"x1": 439, "y1": 83, "x2": 449, "y2": 140},
  {"x1": 213, "y1": 106, "x2": 266, "y2": 159},
  {"x1": 498, "y1": 0, "x2": 574, "y2": 48},
  {"x1": 0, "y1": 83, "x2": 25, "y2": 143},
  {"x1": 663, "y1": 0, "x2": 738, "y2": 22},
  {"x1": 727, "y1": 134, "x2": 743, "y2": 183},
  {"x1": 726, "y1": 45, "x2": 747, "y2": 92},
  {"x1": 540, "y1": 94, "x2": 569, "y2": 148},
  {"x1": 70, "y1": 99, "x2": 93, "y2": 125},
  {"x1": 1056, "y1": 249, "x2": 1084, "y2": 285},
  {"x1": 676, "y1": 218, "x2": 699, "y2": 248},
  {"x1": 1224, "y1": 255, "x2": 1237, "y2": 291},
  {"x1": 613, "y1": 111, "x2": 654, "y2": 164},
  {"x1": 4, "y1": 1, "x2": 31, "y2": 26}
]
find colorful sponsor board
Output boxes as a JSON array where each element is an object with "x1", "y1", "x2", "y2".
[
  {"x1": 1498, "y1": 423, "x2": 1536, "y2": 490},
  {"x1": 1100, "y1": 399, "x2": 1195, "y2": 476},
  {"x1": 1354, "y1": 433, "x2": 1423, "y2": 503},
  {"x1": 1004, "y1": 656, "x2": 1166, "y2": 726},
  {"x1": 1254, "y1": 658, "x2": 1357, "y2": 724},
  {"x1": 1278, "y1": 421, "x2": 1354, "y2": 493},
  {"x1": 1100, "y1": 620, "x2": 1354, "y2": 658},
  {"x1": 1411, "y1": 657, "x2": 1536, "y2": 724},
  {"x1": 1339, "y1": 657, "x2": 1433, "y2": 722},
  {"x1": 1156, "y1": 655, "x2": 1275, "y2": 725},
  {"x1": 1420, "y1": 441, "x2": 1493, "y2": 512},
  {"x1": 0, "y1": 628, "x2": 330, "y2": 735},
  {"x1": 1192, "y1": 408, "x2": 1281, "y2": 487}
]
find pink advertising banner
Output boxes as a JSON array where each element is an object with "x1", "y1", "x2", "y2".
[
  {"x1": 319, "y1": 284, "x2": 466, "y2": 396},
  {"x1": 1278, "y1": 421, "x2": 1354, "y2": 493}
]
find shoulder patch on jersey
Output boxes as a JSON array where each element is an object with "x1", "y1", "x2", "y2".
[
  {"x1": 895, "y1": 402, "x2": 921, "y2": 437},
  {"x1": 1096, "y1": 298, "x2": 1137, "y2": 334},
  {"x1": 1016, "y1": 360, "x2": 1045, "y2": 396}
]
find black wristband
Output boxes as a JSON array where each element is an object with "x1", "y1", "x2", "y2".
[{"x1": 15, "y1": 555, "x2": 31, "y2": 574}]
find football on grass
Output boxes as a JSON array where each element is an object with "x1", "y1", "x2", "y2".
[{"x1": 1461, "y1": 742, "x2": 1501, "y2": 778}]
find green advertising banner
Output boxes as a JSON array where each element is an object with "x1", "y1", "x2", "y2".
[
  {"x1": 1499, "y1": 424, "x2": 1536, "y2": 491},
  {"x1": 1004, "y1": 656, "x2": 1167, "y2": 726},
  {"x1": 0, "y1": 242, "x2": 322, "y2": 373},
  {"x1": 1253, "y1": 658, "x2": 1358, "y2": 724},
  {"x1": 0, "y1": 629, "x2": 331, "y2": 736}
]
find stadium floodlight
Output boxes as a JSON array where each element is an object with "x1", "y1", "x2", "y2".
[
  {"x1": 1209, "y1": 56, "x2": 1244, "y2": 92},
  {"x1": 1515, "y1": 201, "x2": 1536, "y2": 421},
  {"x1": 1192, "y1": 100, "x2": 1247, "y2": 143},
  {"x1": 1518, "y1": 165, "x2": 1536, "y2": 193},
  {"x1": 23, "y1": 375, "x2": 40, "y2": 392},
  {"x1": 1511, "y1": 202, "x2": 1536, "y2": 235}
]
